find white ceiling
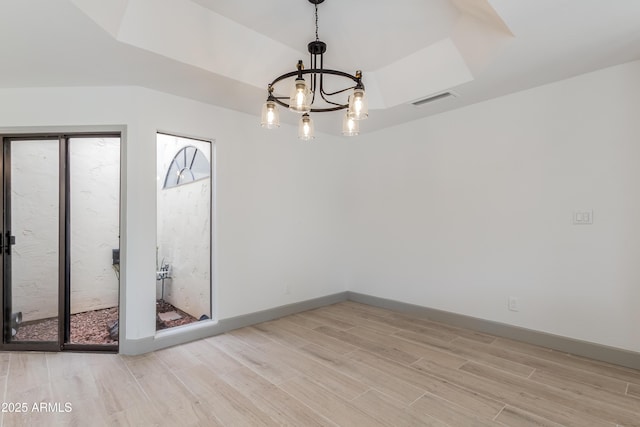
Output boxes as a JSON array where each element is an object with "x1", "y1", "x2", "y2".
[
  {"x1": 1, "y1": 0, "x2": 640, "y2": 136},
  {"x1": 191, "y1": 0, "x2": 463, "y2": 71}
]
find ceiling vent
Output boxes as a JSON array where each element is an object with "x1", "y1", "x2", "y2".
[{"x1": 411, "y1": 91, "x2": 458, "y2": 107}]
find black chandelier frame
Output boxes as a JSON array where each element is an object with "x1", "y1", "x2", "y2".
[{"x1": 265, "y1": 0, "x2": 365, "y2": 113}]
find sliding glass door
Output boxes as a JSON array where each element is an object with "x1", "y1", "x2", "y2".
[
  {"x1": 4, "y1": 138, "x2": 61, "y2": 347},
  {"x1": 1, "y1": 133, "x2": 120, "y2": 352}
]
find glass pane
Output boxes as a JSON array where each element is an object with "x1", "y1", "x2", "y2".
[
  {"x1": 69, "y1": 137, "x2": 120, "y2": 344},
  {"x1": 156, "y1": 134, "x2": 211, "y2": 330},
  {"x1": 191, "y1": 150, "x2": 210, "y2": 180},
  {"x1": 163, "y1": 145, "x2": 210, "y2": 189},
  {"x1": 11, "y1": 140, "x2": 59, "y2": 342}
]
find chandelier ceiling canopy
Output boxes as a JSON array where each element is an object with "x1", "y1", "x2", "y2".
[{"x1": 261, "y1": 0, "x2": 368, "y2": 140}]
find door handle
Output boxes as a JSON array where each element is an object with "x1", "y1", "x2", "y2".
[{"x1": 5, "y1": 231, "x2": 15, "y2": 255}]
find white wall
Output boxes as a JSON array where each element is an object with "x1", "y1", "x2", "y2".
[
  {"x1": 0, "y1": 86, "x2": 350, "y2": 350},
  {"x1": 346, "y1": 60, "x2": 640, "y2": 352},
  {"x1": 156, "y1": 134, "x2": 211, "y2": 319}
]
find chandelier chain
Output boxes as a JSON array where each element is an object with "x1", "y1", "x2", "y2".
[{"x1": 315, "y1": 4, "x2": 319, "y2": 41}]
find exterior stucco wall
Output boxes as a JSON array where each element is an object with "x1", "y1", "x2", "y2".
[
  {"x1": 11, "y1": 138, "x2": 120, "y2": 322},
  {"x1": 11, "y1": 140, "x2": 59, "y2": 322},
  {"x1": 156, "y1": 133, "x2": 211, "y2": 319},
  {"x1": 70, "y1": 137, "x2": 120, "y2": 315}
]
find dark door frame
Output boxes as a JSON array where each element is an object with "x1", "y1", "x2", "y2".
[{"x1": 0, "y1": 132, "x2": 121, "y2": 352}]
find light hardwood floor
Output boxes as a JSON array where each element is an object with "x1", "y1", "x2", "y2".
[{"x1": 1, "y1": 301, "x2": 639, "y2": 426}]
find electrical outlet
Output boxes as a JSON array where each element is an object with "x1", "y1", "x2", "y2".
[
  {"x1": 508, "y1": 296, "x2": 520, "y2": 312},
  {"x1": 573, "y1": 209, "x2": 593, "y2": 225}
]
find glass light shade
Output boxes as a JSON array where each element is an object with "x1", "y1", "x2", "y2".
[
  {"x1": 289, "y1": 77, "x2": 311, "y2": 113},
  {"x1": 261, "y1": 100, "x2": 280, "y2": 129},
  {"x1": 342, "y1": 113, "x2": 359, "y2": 136},
  {"x1": 298, "y1": 114, "x2": 314, "y2": 140},
  {"x1": 348, "y1": 88, "x2": 368, "y2": 120}
]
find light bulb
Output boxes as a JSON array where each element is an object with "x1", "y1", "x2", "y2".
[
  {"x1": 342, "y1": 112, "x2": 359, "y2": 136},
  {"x1": 261, "y1": 100, "x2": 280, "y2": 129},
  {"x1": 348, "y1": 88, "x2": 368, "y2": 120},
  {"x1": 295, "y1": 88, "x2": 306, "y2": 108},
  {"x1": 289, "y1": 77, "x2": 311, "y2": 113},
  {"x1": 298, "y1": 113, "x2": 314, "y2": 140},
  {"x1": 354, "y1": 97, "x2": 362, "y2": 114}
]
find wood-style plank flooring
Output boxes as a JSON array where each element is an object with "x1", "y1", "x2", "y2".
[{"x1": 1, "y1": 301, "x2": 639, "y2": 426}]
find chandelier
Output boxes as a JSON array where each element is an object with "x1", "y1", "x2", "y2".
[{"x1": 261, "y1": 0, "x2": 368, "y2": 140}]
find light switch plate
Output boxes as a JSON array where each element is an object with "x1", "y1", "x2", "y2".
[{"x1": 573, "y1": 209, "x2": 593, "y2": 225}]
